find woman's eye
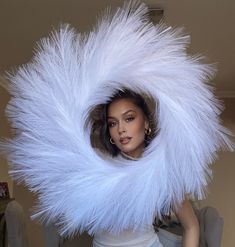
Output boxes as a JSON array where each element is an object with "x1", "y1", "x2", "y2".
[
  {"x1": 126, "y1": 116, "x2": 135, "y2": 122},
  {"x1": 108, "y1": 122, "x2": 116, "y2": 128}
]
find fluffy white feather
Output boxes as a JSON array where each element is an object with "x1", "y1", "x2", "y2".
[{"x1": 1, "y1": 0, "x2": 234, "y2": 237}]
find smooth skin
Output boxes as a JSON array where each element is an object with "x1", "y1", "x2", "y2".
[
  {"x1": 107, "y1": 98, "x2": 199, "y2": 247},
  {"x1": 107, "y1": 98, "x2": 149, "y2": 158},
  {"x1": 175, "y1": 199, "x2": 200, "y2": 247}
]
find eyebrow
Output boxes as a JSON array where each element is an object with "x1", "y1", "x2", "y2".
[{"x1": 108, "y1": 110, "x2": 136, "y2": 119}]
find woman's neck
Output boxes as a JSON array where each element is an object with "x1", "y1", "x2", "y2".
[{"x1": 120, "y1": 152, "x2": 139, "y2": 161}]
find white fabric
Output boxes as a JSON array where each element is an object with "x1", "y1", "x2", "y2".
[
  {"x1": 1, "y1": 0, "x2": 234, "y2": 238},
  {"x1": 93, "y1": 226, "x2": 162, "y2": 247},
  {"x1": 158, "y1": 229, "x2": 182, "y2": 247}
]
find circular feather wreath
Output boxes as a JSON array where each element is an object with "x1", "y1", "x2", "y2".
[{"x1": 1, "y1": 0, "x2": 234, "y2": 237}]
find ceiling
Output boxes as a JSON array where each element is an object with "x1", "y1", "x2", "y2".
[{"x1": 0, "y1": 0, "x2": 234, "y2": 97}]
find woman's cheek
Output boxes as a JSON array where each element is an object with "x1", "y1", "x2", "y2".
[{"x1": 109, "y1": 128, "x2": 117, "y2": 140}]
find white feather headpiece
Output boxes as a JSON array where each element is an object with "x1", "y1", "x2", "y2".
[{"x1": 1, "y1": 0, "x2": 234, "y2": 237}]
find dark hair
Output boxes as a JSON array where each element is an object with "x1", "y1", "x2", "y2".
[{"x1": 91, "y1": 89, "x2": 157, "y2": 156}]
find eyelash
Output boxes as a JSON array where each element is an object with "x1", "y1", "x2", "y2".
[
  {"x1": 108, "y1": 116, "x2": 135, "y2": 128},
  {"x1": 126, "y1": 116, "x2": 135, "y2": 122}
]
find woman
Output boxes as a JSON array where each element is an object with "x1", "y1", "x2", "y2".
[{"x1": 92, "y1": 89, "x2": 199, "y2": 247}]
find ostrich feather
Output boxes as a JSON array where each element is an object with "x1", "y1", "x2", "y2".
[{"x1": 1, "y1": 0, "x2": 234, "y2": 237}]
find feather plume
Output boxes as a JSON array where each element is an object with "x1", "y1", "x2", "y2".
[{"x1": 1, "y1": 0, "x2": 234, "y2": 237}]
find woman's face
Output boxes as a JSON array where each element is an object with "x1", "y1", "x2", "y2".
[{"x1": 107, "y1": 98, "x2": 149, "y2": 158}]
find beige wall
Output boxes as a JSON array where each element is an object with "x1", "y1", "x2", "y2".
[
  {"x1": 200, "y1": 146, "x2": 235, "y2": 247},
  {"x1": 200, "y1": 98, "x2": 235, "y2": 247},
  {"x1": 0, "y1": 87, "x2": 13, "y2": 196}
]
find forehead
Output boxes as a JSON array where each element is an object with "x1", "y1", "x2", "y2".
[{"x1": 107, "y1": 98, "x2": 142, "y2": 116}]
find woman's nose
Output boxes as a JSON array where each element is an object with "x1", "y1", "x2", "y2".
[{"x1": 118, "y1": 122, "x2": 126, "y2": 134}]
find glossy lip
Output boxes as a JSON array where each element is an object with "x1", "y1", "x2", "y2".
[{"x1": 119, "y1": 136, "x2": 132, "y2": 145}]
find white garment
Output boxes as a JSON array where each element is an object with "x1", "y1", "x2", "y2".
[{"x1": 93, "y1": 226, "x2": 163, "y2": 247}]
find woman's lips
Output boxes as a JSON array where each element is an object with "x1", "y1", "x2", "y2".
[{"x1": 119, "y1": 137, "x2": 132, "y2": 144}]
